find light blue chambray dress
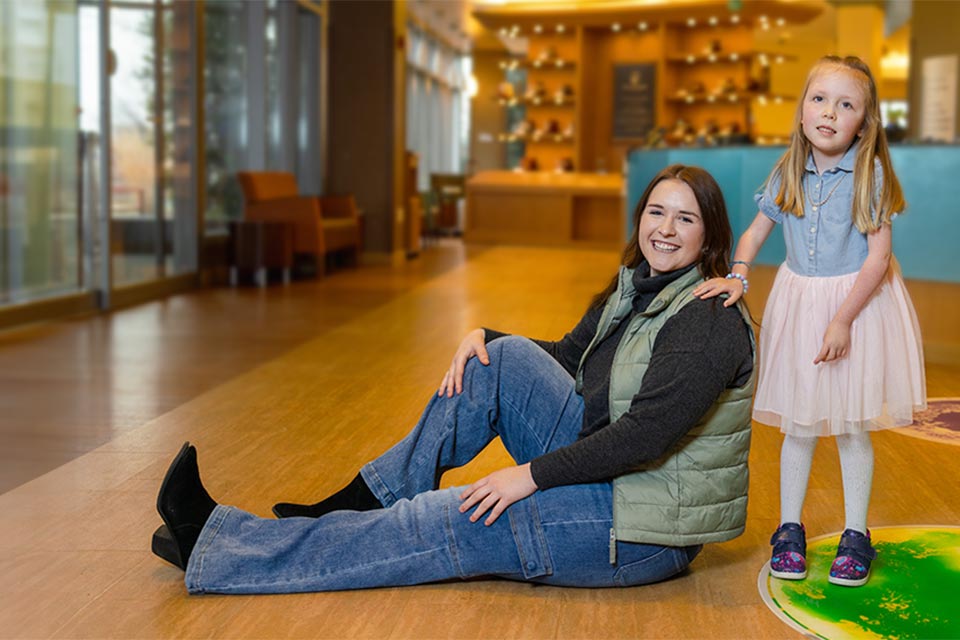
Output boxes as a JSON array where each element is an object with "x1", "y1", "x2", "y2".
[{"x1": 750, "y1": 143, "x2": 926, "y2": 436}]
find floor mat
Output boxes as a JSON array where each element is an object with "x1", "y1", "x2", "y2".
[{"x1": 759, "y1": 526, "x2": 960, "y2": 639}]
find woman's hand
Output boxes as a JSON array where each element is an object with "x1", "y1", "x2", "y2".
[
  {"x1": 814, "y1": 319, "x2": 851, "y2": 364},
  {"x1": 458, "y1": 464, "x2": 537, "y2": 526},
  {"x1": 693, "y1": 276, "x2": 745, "y2": 307},
  {"x1": 438, "y1": 328, "x2": 489, "y2": 397}
]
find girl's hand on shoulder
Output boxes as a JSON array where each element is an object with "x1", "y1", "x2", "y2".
[
  {"x1": 458, "y1": 463, "x2": 537, "y2": 526},
  {"x1": 693, "y1": 277, "x2": 744, "y2": 307},
  {"x1": 814, "y1": 320, "x2": 851, "y2": 364},
  {"x1": 439, "y1": 328, "x2": 489, "y2": 397}
]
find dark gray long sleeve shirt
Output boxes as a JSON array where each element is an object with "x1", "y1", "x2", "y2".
[{"x1": 484, "y1": 263, "x2": 753, "y2": 490}]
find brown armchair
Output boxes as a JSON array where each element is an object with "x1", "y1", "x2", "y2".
[
  {"x1": 237, "y1": 171, "x2": 362, "y2": 275},
  {"x1": 317, "y1": 194, "x2": 363, "y2": 266}
]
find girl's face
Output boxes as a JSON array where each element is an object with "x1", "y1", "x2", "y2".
[
  {"x1": 637, "y1": 179, "x2": 705, "y2": 277},
  {"x1": 801, "y1": 67, "x2": 867, "y2": 171}
]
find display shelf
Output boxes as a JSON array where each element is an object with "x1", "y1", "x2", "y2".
[
  {"x1": 481, "y1": 1, "x2": 814, "y2": 171},
  {"x1": 499, "y1": 97, "x2": 576, "y2": 108},
  {"x1": 666, "y1": 51, "x2": 796, "y2": 65},
  {"x1": 495, "y1": 28, "x2": 581, "y2": 170},
  {"x1": 666, "y1": 92, "x2": 796, "y2": 105},
  {"x1": 498, "y1": 59, "x2": 577, "y2": 71},
  {"x1": 517, "y1": 135, "x2": 575, "y2": 144}
]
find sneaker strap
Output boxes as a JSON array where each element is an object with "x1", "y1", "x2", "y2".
[{"x1": 837, "y1": 529, "x2": 877, "y2": 561}]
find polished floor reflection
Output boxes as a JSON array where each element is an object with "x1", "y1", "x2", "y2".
[{"x1": 0, "y1": 241, "x2": 469, "y2": 493}]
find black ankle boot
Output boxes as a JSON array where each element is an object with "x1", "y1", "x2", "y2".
[
  {"x1": 272, "y1": 473, "x2": 381, "y2": 518},
  {"x1": 153, "y1": 442, "x2": 217, "y2": 570}
]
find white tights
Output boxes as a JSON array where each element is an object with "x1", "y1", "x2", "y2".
[{"x1": 779, "y1": 432, "x2": 874, "y2": 533}]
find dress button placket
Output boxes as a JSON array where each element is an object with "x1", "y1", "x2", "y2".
[{"x1": 808, "y1": 185, "x2": 819, "y2": 270}]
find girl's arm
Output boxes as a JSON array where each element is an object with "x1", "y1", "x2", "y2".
[
  {"x1": 814, "y1": 223, "x2": 892, "y2": 364},
  {"x1": 693, "y1": 212, "x2": 776, "y2": 306}
]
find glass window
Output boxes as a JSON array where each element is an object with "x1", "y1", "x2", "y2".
[
  {"x1": 163, "y1": 0, "x2": 198, "y2": 275},
  {"x1": 107, "y1": 2, "x2": 195, "y2": 286},
  {"x1": 296, "y1": 5, "x2": 323, "y2": 195},
  {"x1": 109, "y1": 5, "x2": 160, "y2": 286},
  {"x1": 0, "y1": 1, "x2": 81, "y2": 304},
  {"x1": 204, "y1": 0, "x2": 325, "y2": 233},
  {"x1": 203, "y1": 0, "x2": 247, "y2": 233},
  {"x1": 405, "y1": 25, "x2": 470, "y2": 191},
  {"x1": 265, "y1": 0, "x2": 282, "y2": 170}
]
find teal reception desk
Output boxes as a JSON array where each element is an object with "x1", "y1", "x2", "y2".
[{"x1": 626, "y1": 146, "x2": 960, "y2": 283}]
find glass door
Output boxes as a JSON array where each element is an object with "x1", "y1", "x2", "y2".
[
  {"x1": 109, "y1": 3, "x2": 163, "y2": 286},
  {"x1": 1, "y1": 0, "x2": 195, "y2": 324},
  {"x1": 79, "y1": 0, "x2": 195, "y2": 297}
]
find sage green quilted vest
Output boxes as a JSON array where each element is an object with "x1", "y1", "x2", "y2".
[{"x1": 575, "y1": 266, "x2": 755, "y2": 549}]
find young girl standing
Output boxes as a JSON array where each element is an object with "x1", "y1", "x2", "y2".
[{"x1": 694, "y1": 55, "x2": 926, "y2": 587}]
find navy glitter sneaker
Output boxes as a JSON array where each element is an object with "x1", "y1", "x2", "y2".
[
  {"x1": 828, "y1": 528, "x2": 877, "y2": 587},
  {"x1": 770, "y1": 522, "x2": 807, "y2": 580}
]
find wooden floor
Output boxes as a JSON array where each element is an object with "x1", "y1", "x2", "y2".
[{"x1": 1, "y1": 241, "x2": 958, "y2": 639}]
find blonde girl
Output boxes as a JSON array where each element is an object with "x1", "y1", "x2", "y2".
[{"x1": 695, "y1": 55, "x2": 926, "y2": 587}]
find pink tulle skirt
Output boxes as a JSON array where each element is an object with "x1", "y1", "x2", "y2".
[{"x1": 753, "y1": 261, "x2": 927, "y2": 437}]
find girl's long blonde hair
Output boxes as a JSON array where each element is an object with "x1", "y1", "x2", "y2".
[{"x1": 770, "y1": 55, "x2": 905, "y2": 233}]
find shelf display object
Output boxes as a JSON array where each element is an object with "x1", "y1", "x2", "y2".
[
  {"x1": 496, "y1": 63, "x2": 528, "y2": 170},
  {"x1": 482, "y1": 3, "x2": 813, "y2": 172},
  {"x1": 663, "y1": 14, "x2": 793, "y2": 147},
  {"x1": 496, "y1": 27, "x2": 578, "y2": 172}
]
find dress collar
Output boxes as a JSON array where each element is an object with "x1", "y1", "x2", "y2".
[{"x1": 805, "y1": 138, "x2": 858, "y2": 175}]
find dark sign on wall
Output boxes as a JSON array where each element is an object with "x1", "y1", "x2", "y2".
[{"x1": 612, "y1": 64, "x2": 656, "y2": 140}]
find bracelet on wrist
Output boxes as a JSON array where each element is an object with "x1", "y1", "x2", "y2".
[
  {"x1": 725, "y1": 272, "x2": 749, "y2": 294},
  {"x1": 730, "y1": 260, "x2": 752, "y2": 268}
]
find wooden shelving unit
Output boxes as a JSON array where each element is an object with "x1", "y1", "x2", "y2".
[{"x1": 477, "y1": 0, "x2": 821, "y2": 173}]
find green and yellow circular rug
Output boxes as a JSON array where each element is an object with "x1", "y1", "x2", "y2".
[
  {"x1": 894, "y1": 398, "x2": 960, "y2": 445},
  {"x1": 759, "y1": 526, "x2": 960, "y2": 639}
]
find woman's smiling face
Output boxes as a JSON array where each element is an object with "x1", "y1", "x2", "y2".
[{"x1": 637, "y1": 179, "x2": 705, "y2": 276}]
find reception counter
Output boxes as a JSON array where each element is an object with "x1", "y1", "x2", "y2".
[{"x1": 465, "y1": 171, "x2": 625, "y2": 248}]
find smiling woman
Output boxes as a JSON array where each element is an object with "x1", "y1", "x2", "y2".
[
  {"x1": 637, "y1": 180, "x2": 706, "y2": 277},
  {"x1": 150, "y1": 164, "x2": 756, "y2": 597}
]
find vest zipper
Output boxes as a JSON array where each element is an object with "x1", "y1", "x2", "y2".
[{"x1": 609, "y1": 528, "x2": 617, "y2": 565}]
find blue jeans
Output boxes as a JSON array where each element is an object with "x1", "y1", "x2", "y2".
[{"x1": 185, "y1": 337, "x2": 701, "y2": 594}]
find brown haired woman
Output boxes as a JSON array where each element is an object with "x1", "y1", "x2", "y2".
[{"x1": 152, "y1": 164, "x2": 755, "y2": 595}]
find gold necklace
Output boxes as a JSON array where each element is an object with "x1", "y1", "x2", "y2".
[{"x1": 807, "y1": 173, "x2": 847, "y2": 212}]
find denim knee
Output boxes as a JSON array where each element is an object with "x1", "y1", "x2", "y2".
[{"x1": 486, "y1": 335, "x2": 542, "y2": 362}]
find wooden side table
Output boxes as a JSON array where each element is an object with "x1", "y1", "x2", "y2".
[{"x1": 228, "y1": 221, "x2": 294, "y2": 287}]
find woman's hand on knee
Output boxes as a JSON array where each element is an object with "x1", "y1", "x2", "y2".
[
  {"x1": 458, "y1": 463, "x2": 537, "y2": 526},
  {"x1": 439, "y1": 328, "x2": 489, "y2": 397}
]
